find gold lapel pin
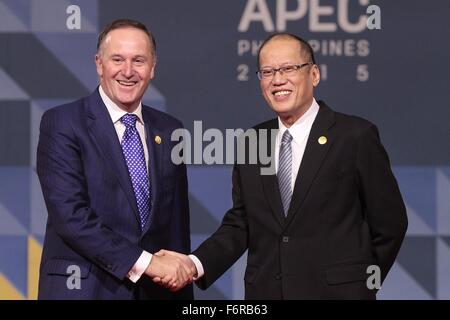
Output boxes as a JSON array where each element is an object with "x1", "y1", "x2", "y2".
[
  {"x1": 318, "y1": 136, "x2": 327, "y2": 145},
  {"x1": 155, "y1": 135, "x2": 162, "y2": 144}
]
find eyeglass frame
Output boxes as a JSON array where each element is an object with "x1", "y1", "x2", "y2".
[{"x1": 256, "y1": 62, "x2": 313, "y2": 80}]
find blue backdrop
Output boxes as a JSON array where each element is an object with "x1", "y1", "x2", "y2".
[{"x1": 0, "y1": 0, "x2": 449, "y2": 299}]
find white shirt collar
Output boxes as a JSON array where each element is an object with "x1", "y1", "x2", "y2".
[
  {"x1": 98, "y1": 85, "x2": 144, "y2": 125},
  {"x1": 277, "y1": 98, "x2": 320, "y2": 143}
]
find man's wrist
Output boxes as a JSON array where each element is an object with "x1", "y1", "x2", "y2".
[
  {"x1": 188, "y1": 254, "x2": 204, "y2": 280},
  {"x1": 127, "y1": 251, "x2": 153, "y2": 282}
]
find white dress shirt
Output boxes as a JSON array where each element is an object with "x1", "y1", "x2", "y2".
[
  {"x1": 274, "y1": 98, "x2": 320, "y2": 190},
  {"x1": 98, "y1": 85, "x2": 152, "y2": 283},
  {"x1": 190, "y1": 98, "x2": 320, "y2": 279}
]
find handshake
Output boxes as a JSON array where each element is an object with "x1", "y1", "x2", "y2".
[{"x1": 144, "y1": 249, "x2": 198, "y2": 291}]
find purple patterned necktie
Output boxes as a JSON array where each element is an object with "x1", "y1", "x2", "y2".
[{"x1": 120, "y1": 114, "x2": 150, "y2": 230}]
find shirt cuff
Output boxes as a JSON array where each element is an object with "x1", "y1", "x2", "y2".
[
  {"x1": 127, "y1": 250, "x2": 153, "y2": 283},
  {"x1": 188, "y1": 254, "x2": 204, "y2": 280}
]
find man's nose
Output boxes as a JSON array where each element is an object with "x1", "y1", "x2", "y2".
[
  {"x1": 122, "y1": 60, "x2": 134, "y2": 77},
  {"x1": 271, "y1": 70, "x2": 287, "y2": 85}
]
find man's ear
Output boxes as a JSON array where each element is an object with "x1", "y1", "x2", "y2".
[
  {"x1": 95, "y1": 54, "x2": 103, "y2": 77},
  {"x1": 311, "y1": 64, "x2": 320, "y2": 87},
  {"x1": 149, "y1": 60, "x2": 156, "y2": 80}
]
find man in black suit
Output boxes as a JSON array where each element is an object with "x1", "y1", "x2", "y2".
[{"x1": 158, "y1": 33, "x2": 408, "y2": 299}]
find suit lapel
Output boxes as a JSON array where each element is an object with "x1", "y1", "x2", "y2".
[
  {"x1": 85, "y1": 90, "x2": 140, "y2": 224},
  {"x1": 258, "y1": 119, "x2": 285, "y2": 227},
  {"x1": 284, "y1": 101, "x2": 336, "y2": 227},
  {"x1": 141, "y1": 107, "x2": 163, "y2": 235}
]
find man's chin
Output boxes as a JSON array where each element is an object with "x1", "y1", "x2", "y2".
[
  {"x1": 116, "y1": 99, "x2": 140, "y2": 112},
  {"x1": 115, "y1": 94, "x2": 139, "y2": 105},
  {"x1": 269, "y1": 105, "x2": 294, "y2": 116}
]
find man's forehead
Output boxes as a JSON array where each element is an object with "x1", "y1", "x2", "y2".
[
  {"x1": 262, "y1": 37, "x2": 301, "y2": 52},
  {"x1": 260, "y1": 38, "x2": 306, "y2": 64},
  {"x1": 102, "y1": 28, "x2": 150, "y2": 47},
  {"x1": 106, "y1": 28, "x2": 141, "y2": 39}
]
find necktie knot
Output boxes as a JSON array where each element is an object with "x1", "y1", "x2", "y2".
[
  {"x1": 281, "y1": 130, "x2": 293, "y2": 144},
  {"x1": 121, "y1": 114, "x2": 138, "y2": 129}
]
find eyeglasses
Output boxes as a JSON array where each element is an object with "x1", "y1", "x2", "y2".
[{"x1": 256, "y1": 62, "x2": 312, "y2": 80}]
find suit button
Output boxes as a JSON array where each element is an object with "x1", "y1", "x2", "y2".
[
  {"x1": 275, "y1": 273, "x2": 282, "y2": 280},
  {"x1": 282, "y1": 236, "x2": 289, "y2": 243}
]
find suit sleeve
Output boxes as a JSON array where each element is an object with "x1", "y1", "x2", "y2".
[
  {"x1": 193, "y1": 164, "x2": 249, "y2": 290},
  {"x1": 356, "y1": 124, "x2": 408, "y2": 282},
  {"x1": 169, "y1": 159, "x2": 192, "y2": 255},
  {"x1": 36, "y1": 109, "x2": 143, "y2": 280}
]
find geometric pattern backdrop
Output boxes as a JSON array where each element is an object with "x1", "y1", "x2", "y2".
[{"x1": 1, "y1": 0, "x2": 449, "y2": 299}]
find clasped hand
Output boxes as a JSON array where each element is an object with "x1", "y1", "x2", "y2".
[{"x1": 145, "y1": 250, "x2": 197, "y2": 291}]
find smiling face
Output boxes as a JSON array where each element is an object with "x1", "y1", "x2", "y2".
[
  {"x1": 259, "y1": 37, "x2": 320, "y2": 127},
  {"x1": 95, "y1": 27, "x2": 155, "y2": 112}
]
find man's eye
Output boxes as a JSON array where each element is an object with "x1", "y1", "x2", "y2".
[
  {"x1": 261, "y1": 69, "x2": 273, "y2": 76},
  {"x1": 283, "y1": 66, "x2": 296, "y2": 72}
]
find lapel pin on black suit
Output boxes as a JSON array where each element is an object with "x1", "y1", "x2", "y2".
[
  {"x1": 318, "y1": 136, "x2": 327, "y2": 145},
  {"x1": 154, "y1": 135, "x2": 162, "y2": 144}
]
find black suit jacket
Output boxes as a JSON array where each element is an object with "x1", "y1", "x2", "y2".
[
  {"x1": 193, "y1": 101, "x2": 407, "y2": 299},
  {"x1": 37, "y1": 89, "x2": 193, "y2": 299}
]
